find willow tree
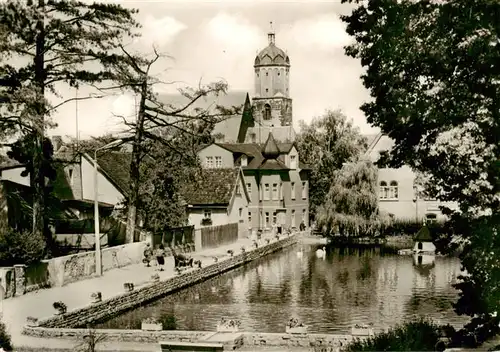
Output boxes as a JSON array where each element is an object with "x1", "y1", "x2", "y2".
[
  {"x1": 296, "y1": 110, "x2": 367, "y2": 219},
  {"x1": 316, "y1": 160, "x2": 387, "y2": 237},
  {"x1": 0, "y1": 0, "x2": 140, "y2": 252}
]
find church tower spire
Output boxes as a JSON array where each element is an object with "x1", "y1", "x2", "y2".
[{"x1": 267, "y1": 21, "x2": 275, "y2": 45}]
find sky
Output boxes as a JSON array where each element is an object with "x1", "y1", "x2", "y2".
[{"x1": 50, "y1": 0, "x2": 377, "y2": 140}]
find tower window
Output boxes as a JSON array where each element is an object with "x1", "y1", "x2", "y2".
[
  {"x1": 278, "y1": 72, "x2": 280, "y2": 76},
  {"x1": 266, "y1": 72, "x2": 268, "y2": 76},
  {"x1": 265, "y1": 88, "x2": 269, "y2": 93},
  {"x1": 264, "y1": 104, "x2": 271, "y2": 120},
  {"x1": 257, "y1": 73, "x2": 259, "y2": 77}
]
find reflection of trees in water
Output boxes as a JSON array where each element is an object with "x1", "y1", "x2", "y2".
[{"x1": 96, "y1": 244, "x2": 466, "y2": 333}]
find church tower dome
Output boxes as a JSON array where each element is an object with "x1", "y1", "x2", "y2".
[{"x1": 252, "y1": 22, "x2": 293, "y2": 129}]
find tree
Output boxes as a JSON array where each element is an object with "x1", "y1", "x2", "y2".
[
  {"x1": 0, "y1": 0, "x2": 140, "y2": 248},
  {"x1": 342, "y1": 0, "x2": 500, "y2": 344},
  {"x1": 105, "y1": 45, "x2": 241, "y2": 243},
  {"x1": 296, "y1": 109, "x2": 367, "y2": 219},
  {"x1": 341, "y1": 0, "x2": 499, "y2": 216},
  {"x1": 316, "y1": 160, "x2": 388, "y2": 237}
]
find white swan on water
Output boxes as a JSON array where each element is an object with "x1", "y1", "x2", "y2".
[{"x1": 316, "y1": 246, "x2": 326, "y2": 259}]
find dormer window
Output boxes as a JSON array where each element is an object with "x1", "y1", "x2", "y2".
[
  {"x1": 241, "y1": 155, "x2": 248, "y2": 167},
  {"x1": 290, "y1": 155, "x2": 297, "y2": 169}
]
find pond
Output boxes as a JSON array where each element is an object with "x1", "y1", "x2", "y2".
[{"x1": 96, "y1": 244, "x2": 469, "y2": 334}]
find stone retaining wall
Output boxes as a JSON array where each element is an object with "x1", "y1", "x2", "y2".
[
  {"x1": 22, "y1": 327, "x2": 359, "y2": 349},
  {"x1": 24, "y1": 234, "x2": 299, "y2": 331}
]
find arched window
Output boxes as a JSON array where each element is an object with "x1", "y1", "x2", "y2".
[
  {"x1": 379, "y1": 181, "x2": 388, "y2": 199},
  {"x1": 263, "y1": 104, "x2": 271, "y2": 120},
  {"x1": 389, "y1": 181, "x2": 399, "y2": 199},
  {"x1": 417, "y1": 242, "x2": 423, "y2": 250}
]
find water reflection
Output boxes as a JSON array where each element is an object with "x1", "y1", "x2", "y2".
[{"x1": 96, "y1": 244, "x2": 468, "y2": 334}]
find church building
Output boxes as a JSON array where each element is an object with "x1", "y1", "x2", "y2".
[{"x1": 196, "y1": 27, "x2": 310, "y2": 232}]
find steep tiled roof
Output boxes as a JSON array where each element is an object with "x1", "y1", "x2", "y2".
[
  {"x1": 261, "y1": 133, "x2": 280, "y2": 159},
  {"x1": 258, "y1": 159, "x2": 288, "y2": 170},
  {"x1": 415, "y1": 226, "x2": 433, "y2": 242},
  {"x1": 90, "y1": 152, "x2": 132, "y2": 196},
  {"x1": 183, "y1": 168, "x2": 240, "y2": 205}
]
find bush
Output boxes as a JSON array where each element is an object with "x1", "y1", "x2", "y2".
[
  {"x1": 344, "y1": 319, "x2": 442, "y2": 351},
  {"x1": 0, "y1": 320, "x2": 13, "y2": 351},
  {"x1": 0, "y1": 229, "x2": 46, "y2": 266}
]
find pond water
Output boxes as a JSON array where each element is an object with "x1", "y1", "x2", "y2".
[{"x1": 96, "y1": 244, "x2": 470, "y2": 334}]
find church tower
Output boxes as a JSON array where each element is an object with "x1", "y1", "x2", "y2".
[{"x1": 252, "y1": 23, "x2": 293, "y2": 127}]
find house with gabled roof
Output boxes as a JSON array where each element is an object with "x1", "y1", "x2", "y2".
[
  {"x1": 182, "y1": 167, "x2": 250, "y2": 236},
  {"x1": 198, "y1": 132, "x2": 310, "y2": 232}
]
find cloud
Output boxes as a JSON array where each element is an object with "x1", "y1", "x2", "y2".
[
  {"x1": 205, "y1": 13, "x2": 262, "y2": 49},
  {"x1": 138, "y1": 15, "x2": 187, "y2": 48},
  {"x1": 111, "y1": 94, "x2": 137, "y2": 122},
  {"x1": 281, "y1": 14, "x2": 352, "y2": 52}
]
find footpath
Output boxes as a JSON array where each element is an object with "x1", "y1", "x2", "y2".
[{"x1": 1, "y1": 232, "x2": 285, "y2": 351}]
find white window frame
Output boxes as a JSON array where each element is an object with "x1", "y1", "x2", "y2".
[
  {"x1": 272, "y1": 183, "x2": 278, "y2": 200},
  {"x1": 264, "y1": 184, "x2": 270, "y2": 200},
  {"x1": 291, "y1": 182, "x2": 296, "y2": 200},
  {"x1": 265, "y1": 212, "x2": 270, "y2": 226},
  {"x1": 290, "y1": 155, "x2": 297, "y2": 169},
  {"x1": 272, "y1": 212, "x2": 277, "y2": 225},
  {"x1": 215, "y1": 156, "x2": 222, "y2": 168},
  {"x1": 291, "y1": 209, "x2": 296, "y2": 228},
  {"x1": 206, "y1": 156, "x2": 213, "y2": 168},
  {"x1": 247, "y1": 183, "x2": 252, "y2": 199},
  {"x1": 301, "y1": 181, "x2": 307, "y2": 199},
  {"x1": 204, "y1": 209, "x2": 211, "y2": 219}
]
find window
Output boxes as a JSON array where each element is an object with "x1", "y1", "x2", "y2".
[
  {"x1": 265, "y1": 212, "x2": 270, "y2": 226},
  {"x1": 215, "y1": 156, "x2": 222, "y2": 168},
  {"x1": 204, "y1": 209, "x2": 211, "y2": 219},
  {"x1": 205, "y1": 156, "x2": 213, "y2": 168},
  {"x1": 264, "y1": 184, "x2": 270, "y2": 200},
  {"x1": 379, "y1": 181, "x2": 389, "y2": 199},
  {"x1": 389, "y1": 181, "x2": 399, "y2": 199},
  {"x1": 290, "y1": 155, "x2": 297, "y2": 169},
  {"x1": 266, "y1": 72, "x2": 269, "y2": 76},
  {"x1": 248, "y1": 212, "x2": 252, "y2": 224},
  {"x1": 239, "y1": 208, "x2": 243, "y2": 218},
  {"x1": 426, "y1": 213, "x2": 438, "y2": 224},
  {"x1": 273, "y1": 212, "x2": 277, "y2": 225},
  {"x1": 241, "y1": 155, "x2": 248, "y2": 167},
  {"x1": 277, "y1": 72, "x2": 280, "y2": 76},
  {"x1": 272, "y1": 183, "x2": 278, "y2": 200},
  {"x1": 264, "y1": 104, "x2": 271, "y2": 120},
  {"x1": 302, "y1": 181, "x2": 307, "y2": 199},
  {"x1": 280, "y1": 183, "x2": 283, "y2": 200},
  {"x1": 302, "y1": 209, "x2": 306, "y2": 221},
  {"x1": 265, "y1": 88, "x2": 269, "y2": 93},
  {"x1": 291, "y1": 182, "x2": 296, "y2": 200},
  {"x1": 247, "y1": 183, "x2": 252, "y2": 199},
  {"x1": 236, "y1": 184, "x2": 241, "y2": 195},
  {"x1": 291, "y1": 209, "x2": 296, "y2": 228}
]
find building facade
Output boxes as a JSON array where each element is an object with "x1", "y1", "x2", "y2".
[
  {"x1": 366, "y1": 134, "x2": 458, "y2": 222},
  {"x1": 197, "y1": 28, "x2": 310, "y2": 232}
]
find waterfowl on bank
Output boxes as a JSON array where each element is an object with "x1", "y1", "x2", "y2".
[{"x1": 316, "y1": 246, "x2": 326, "y2": 259}]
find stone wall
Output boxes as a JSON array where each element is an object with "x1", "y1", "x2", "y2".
[
  {"x1": 45, "y1": 241, "x2": 149, "y2": 287},
  {"x1": 22, "y1": 327, "x2": 361, "y2": 349},
  {"x1": 23, "y1": 234, "x2": 299, "y2": 331}
]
